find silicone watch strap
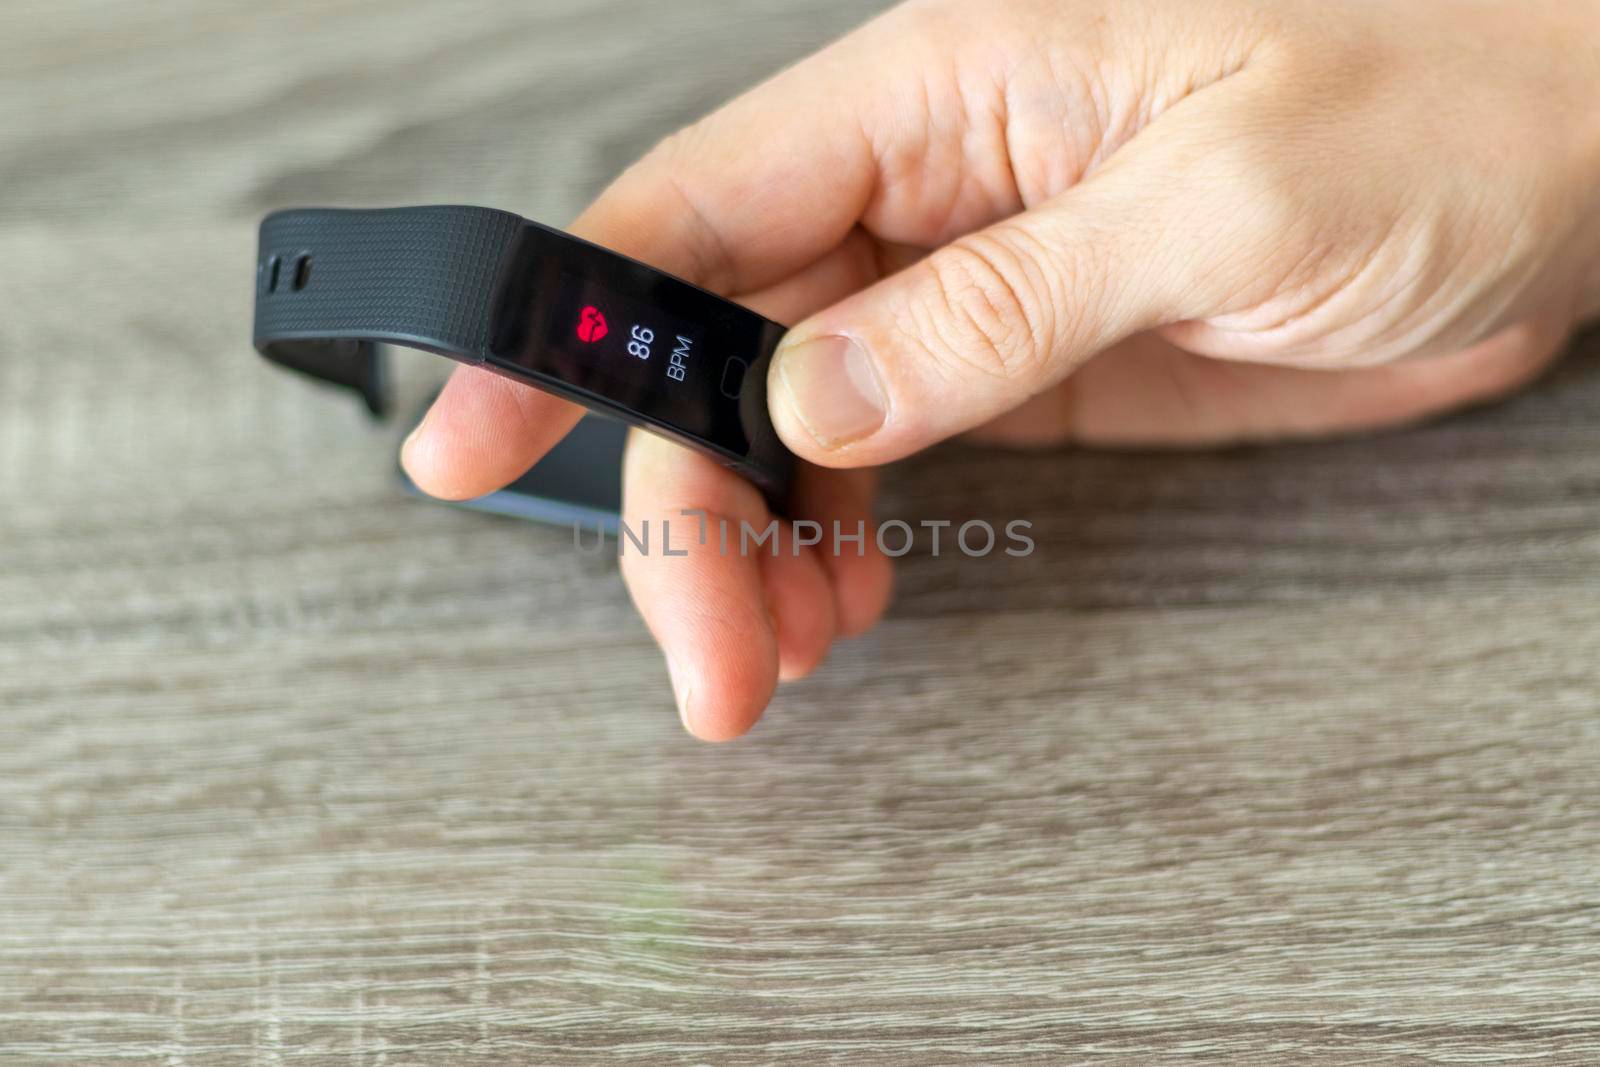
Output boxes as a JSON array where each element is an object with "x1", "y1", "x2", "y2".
[
  {"x1": 254, "y1": 206, "x2": 524, "y2": 416},
  {"x1": 252, "y1": 205, "x2": 794, "y2": 504}
]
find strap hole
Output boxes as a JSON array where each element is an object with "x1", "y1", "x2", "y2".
[
  {"x1": 292, "y1": 255, "x2": 312, "y2": 291},
  {"x1": 265, "y1": 256, "x2": 281, "y2": 293}
]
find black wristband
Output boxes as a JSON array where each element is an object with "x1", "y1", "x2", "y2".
[{"x1": 253, "y1": 205, "x2": 795, "y2": 505}]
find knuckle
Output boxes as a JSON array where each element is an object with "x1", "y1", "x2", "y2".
[
  {"x1": 631, "y1": 125, "x2": 697, "y2": 188},
  {"x1": 628, "y1": 125, "x2": 735, "y2": 291},
  {"x1": 914, "y1": 232, "x2": 1054, "y2": 382}
]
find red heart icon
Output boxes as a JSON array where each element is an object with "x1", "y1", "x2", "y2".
[{"x1": 577, "y1": 305, "x2": 609, "y2": 344}]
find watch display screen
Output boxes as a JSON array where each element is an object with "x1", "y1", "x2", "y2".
[{"x1": 491, "y1": 226, "x2": 784, "y2": 461}]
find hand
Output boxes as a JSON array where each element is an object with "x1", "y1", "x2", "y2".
[{"x1": 402, "y1": 0, "x2": 1600, "y2": 740}]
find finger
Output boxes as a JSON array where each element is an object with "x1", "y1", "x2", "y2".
[
  {"x1": 400, "y1": 368, "x2": 584, "y2": 501},
  {"x1": 620, "y1": 429, "x2": 775, "y2": 741},
  {"x1": 759, "y1": 525, "x2": 839, "y2": 684},
  {"x1": 734, "y1": 227, "x2": 890, "y2": 325},
  {"x1": 576, "y1": 64, "x2": 873, "y2": 299},
  {"x1": 968, "y1": 316, "x2": 1569, "y2": 449},
  {"x1": 788, "y1": 464, "x2": 893, "y2": 638},
  {"x1": 621, "y1": 429, "x2": 840, "y2": 741},
  {"x1": 765, "y1": 80, "x2": 1292, "y2": 467}
]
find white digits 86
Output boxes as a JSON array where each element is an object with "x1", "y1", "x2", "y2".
[{"x1": 628, "y1": 324, "x2": 653, "y2": 360}]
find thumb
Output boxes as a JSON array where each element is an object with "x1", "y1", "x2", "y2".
[{"x1": 766, "y1": 110, "x2": 1273, "y2": 467}]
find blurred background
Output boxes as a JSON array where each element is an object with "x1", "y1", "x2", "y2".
[{"x1": 3, "y1": 1, "x2": 1599, "y2": 1063}]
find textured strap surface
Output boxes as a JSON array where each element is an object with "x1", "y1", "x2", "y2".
[
  {"x1": 254, "y1": 206, "x2": 524, "y2": 413},
  {"x1": 255, "y1": 205, "x2": 522, "y2": 355}
]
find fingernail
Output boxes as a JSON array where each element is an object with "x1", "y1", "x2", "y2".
[
  {"x1": 665, "y1": 652, "x2": 695, "y2": 731},
  {"x1": 773, "y1": 335, "x2": 885, "y2": 449}
]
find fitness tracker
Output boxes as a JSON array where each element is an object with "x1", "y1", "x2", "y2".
[{"x1": 252, "y1": 205, "x2": 795, "y2": 504}]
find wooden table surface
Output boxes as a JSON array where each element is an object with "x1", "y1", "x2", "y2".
[{"x1": 4, "y1": 2, "x2": 1599, "y2": 1063}]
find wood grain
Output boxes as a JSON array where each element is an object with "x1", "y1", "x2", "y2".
[{"x1": 3, "y1": 1, "x2": 1600, "y2": 1063}]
